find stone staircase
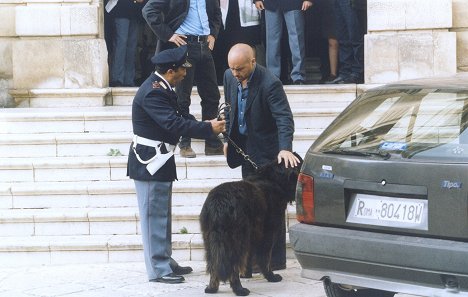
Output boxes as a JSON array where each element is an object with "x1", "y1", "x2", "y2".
[{"x1": 0, "y1": 84, "x2": 362, "y2": 266}]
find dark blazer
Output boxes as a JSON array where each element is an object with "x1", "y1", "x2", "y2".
[
  {"x1": 258, "y1": 0, "x2": 306, "y2": 12},
  {"x1": 142, "y1": 0, "x2": 222, "y2": 43},
  {"x1": 127, "y1": 72, "x2": 214, "y2": 181},
  {"x1": 223, "y1": 64, "x2": 294, "y2": 169}
]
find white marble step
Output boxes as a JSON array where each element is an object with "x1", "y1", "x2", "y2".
[
  {"x1": 0, "y1": 204, "x2": 297, "y2": 238},
  {"x1": 0, "y1": 129, "x2": 319, "y2": 158},
  {"x1": 0, "y1": 155, "x2": 241, "y2": 183},
  {"x1": 0, "y1": 232, "x2": 296, "y2": 267},
  {"x1": 0, "y1": 105, "x2": 342, "y2": 134},
  {"x1": 0, "y1": 179, "x2": 237, "y2": 209}
]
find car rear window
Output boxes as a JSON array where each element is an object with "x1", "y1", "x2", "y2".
[{"x1": 313, "y1": 88, "x2": 468, "y2": 162}]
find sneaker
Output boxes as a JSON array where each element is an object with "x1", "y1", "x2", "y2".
[
  {"x1": 180, "y1": 147, "x2": 196, "y2": 158},
  {"x1": 205, "y1": 145, "x2": 224, "y2": 156}
]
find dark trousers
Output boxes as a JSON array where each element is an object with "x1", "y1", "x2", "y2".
[
  {"x1": 161, "y1": 40, "x2": 222, "y2": 149},
  {"x1": 242, "y1": 160, "x2": 287, "y2": 269}
]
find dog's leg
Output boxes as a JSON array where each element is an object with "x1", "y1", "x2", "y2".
[
  {"x1": 205, "y1": 275, "x2": 220, "y2": 294},
  {"x1": 239, "y1": 251, "x2": 253, "y2": 278},
  {"x1": 257, "y1": 240, "x2": 282, "y2": 283},
  {"x1": 230, "y1": 274, "x2": 250, "y2": 296}
]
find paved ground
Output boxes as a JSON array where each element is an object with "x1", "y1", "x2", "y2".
[
  {"x1": 0, "y1": 259, "x2": 418, "y2": 297},
  {"x1": 0, "y1": 259, "x2": 325, "y2": 297}
]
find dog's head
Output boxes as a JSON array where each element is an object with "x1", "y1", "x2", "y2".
[{"x1": 255, "y1": 152, "x2": 303, "y2": 204}]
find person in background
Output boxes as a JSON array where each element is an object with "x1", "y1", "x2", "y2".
[
  {"x1": 223, "y1": 43, "x2": 300, "y2": 272},
  {"x1": 127, "y1": 46, "x2": 226, "y2": 284},
  {"x1": 328, "y1": 0, "x2": 365, "y2": 84},
  {"x1": 254, "y1": 0, "x2": 312, "y2": 85},
  {"x1": 212, "y1": 0, "x2": 263, "y2": 85},
  {"x1": 315, "y1": 0, "x2": 339, "y2": 84},
  {"x1": 142, "y1": 0, "x2": 224, "y2": 158},
  {"x1": 106, "y1": 0, "x2": 146, "y2": 87}
]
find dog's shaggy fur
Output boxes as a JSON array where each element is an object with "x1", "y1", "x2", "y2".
[{"x1": 199, "y1": 153, "x2": 302, "y2": 296}]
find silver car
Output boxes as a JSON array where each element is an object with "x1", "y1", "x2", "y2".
[{"x1": 290, "y1": 73, "x2": 468, "y2": 297}]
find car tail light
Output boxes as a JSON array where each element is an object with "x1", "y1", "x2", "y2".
[{"x1": 296, "y1": 173, "x2": 315, "y2": 223}]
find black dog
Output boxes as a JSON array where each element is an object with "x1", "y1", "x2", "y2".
[{"x1": 199, "y1": 153, "x2": 302, "y2": 296}]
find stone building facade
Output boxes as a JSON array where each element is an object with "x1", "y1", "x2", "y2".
[{"x1": 0, "y1": 0, "x2": 467, "y2": 107}]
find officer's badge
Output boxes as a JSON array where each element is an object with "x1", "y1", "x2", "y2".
[
  {"x1": 152, "y1": 81, "x2": 167, "y2": 90},
  {"x1": 152, "y1": 81, "x2": 161, "y2": 89}
]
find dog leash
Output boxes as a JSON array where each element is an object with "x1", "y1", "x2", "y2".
[{"x1": 217, "y1": 103, "x2": 259, "y2": 171}]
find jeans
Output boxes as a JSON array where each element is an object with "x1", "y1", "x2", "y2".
[
  {"x1": 334, "y1": 0, "x2": 364, "y2": 79},
  {"x1": 175, "y1": 41, "x2": 222, "y2": 149},
  {"x1": 111, "y1": 18, "x2": 139, "y2": 86},
  {"x1": 265, "y1": 9, "x2": 306, "y2": 83}
]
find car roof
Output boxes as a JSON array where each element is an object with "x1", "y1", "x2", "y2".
[{"x1": 371, "y1": 72, "x2": 468, "y2": 91}]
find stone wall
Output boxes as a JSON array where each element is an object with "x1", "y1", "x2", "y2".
[
  {"x1": 452, "y1": 0, "x2": 468, "y2": 71},
  {"x1": 0, "y1": 0, "x2": 109, "y2": 107},
  {"x1": 365, "y1": 0, "x2": 458, "y2": 84}
]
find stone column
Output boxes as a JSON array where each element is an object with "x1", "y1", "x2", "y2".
[
  {"x1": 365, "y1": 0, "x2": 457, "y2": 84},
  {"x1": 453, "y1": 0, "x2": 468, "y2": 71},
  {"x1": 0, "y1": 1, "x2": 15, "y2": 107},
  {"x1": 3, "y1": 0, "x2": 109, "y2": 107}
]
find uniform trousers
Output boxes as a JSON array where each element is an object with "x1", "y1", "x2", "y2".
[{"x1": 134, "y1": 179, "x2": 179, "y2": 280}]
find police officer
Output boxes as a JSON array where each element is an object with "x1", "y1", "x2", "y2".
[{"x1": 127, "y1": 46, "x2": 226, "y2": 284}]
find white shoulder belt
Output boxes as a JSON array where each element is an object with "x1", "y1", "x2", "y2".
[{"x1": 132, "y1": 135, "x2": 176, "y2": 175}]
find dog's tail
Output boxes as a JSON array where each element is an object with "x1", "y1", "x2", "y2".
[
  {"x1": 204, "y1": 229, "x2": 234, "y2": 281},
  {"x1": 200, "y1": 184, "x2": 252, "y2": 282}
]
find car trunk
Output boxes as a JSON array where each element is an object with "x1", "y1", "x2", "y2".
[{"x1": 296, "y1": 152, "x2": 468, "y2": 241}]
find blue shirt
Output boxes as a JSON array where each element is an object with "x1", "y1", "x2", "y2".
[
  {"x1": 175, "y1": 0, "x2": 210, "y2": 36},
  {"x1": 237, "y1": 66, "x2": 256, "y2": 135}
]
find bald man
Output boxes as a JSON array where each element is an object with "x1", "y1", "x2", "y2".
[{"x1": 222, "y1": 43, "x2": 299, "y2": 272}]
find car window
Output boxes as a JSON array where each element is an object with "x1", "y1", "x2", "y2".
[{"x1": 312, "y1": 88, "x2": 468, "y2": 162}]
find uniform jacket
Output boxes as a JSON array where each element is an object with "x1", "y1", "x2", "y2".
[
  {"x1": 142, "y1": 0, "x2": 222, "y2": 43},
  {"x1": 223, "y1": 64, "x2": 294, "y2": 169},
  {"x1": 127, "y1": 72, "x2": 214, "y2": 181},
  {"x1": 256, "y1": 0, "x2": 306, "y2": 12}
]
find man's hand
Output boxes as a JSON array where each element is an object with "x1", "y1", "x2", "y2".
[
  {"x1": 254, "y1": 0, "x2": 264, "y2": 10},
  {"x1": 207, "y1": 35, "x2": 216, "y2": 50},
  {"x1": 277, "y1": 150, "x2": 300, "y2": 168},
  {"x1": 169, "y1": 34, "x2": 187, "y2": 47},
  {"x1": 208, "y1": 118, "x2": 226, "y2": 135},
  {"x1": 302, "y1": 1, "x2": 313, "y2": 10}
]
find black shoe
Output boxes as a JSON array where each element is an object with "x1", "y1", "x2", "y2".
[
  {"x1": 293, "y1": 79, "x2": 305, "y2": 85},
  {"x1": 173, "y1": 265, "x2": 193, "y2": 275},
  {"x1": 319, "y1": 74, "x2": 337, "y2": 84},
  {"x1": 326, "y1": 75, "x2": 347, "y2": 84},
  {"x1": 151, "y1": 273, "x2": 185, "y2": 284}
]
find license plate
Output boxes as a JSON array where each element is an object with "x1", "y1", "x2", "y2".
[{"x1": 347, "y1": 193, "x2": 428, "y2": 230}]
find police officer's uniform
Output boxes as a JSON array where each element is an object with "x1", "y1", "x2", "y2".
[{"x1": 127, "y1": 46, "x2": 215, "y2": 282}]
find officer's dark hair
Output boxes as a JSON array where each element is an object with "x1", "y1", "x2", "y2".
[{"x1": 155, "y1": 64, "x2": 173, "y2": 74}]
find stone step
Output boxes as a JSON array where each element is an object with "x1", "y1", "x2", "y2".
[
  {"x1": 0, "y1": 156, "x2": 242, "y2": 183},
  {"x1": 0, "y1": 205, "x2": 297, "y2": 238},
  {"x1": 0, "y1": 105, "x2": 341, "y2": 134},
  {"x1": 110, "y1": 85, "x2": 357, "y2": 107},
  {"x1": 0, "y1": 179, "x2": 238, "y2": 209},
  {"x1": 0, "y1": 129, "x2": 319, "y2": 158},
  {"x1": 11, "y1": 85, "x2": 358, "y2": 108},
  {"x1": 0, "y1": 231, "x2": 297, "y2": 267}
]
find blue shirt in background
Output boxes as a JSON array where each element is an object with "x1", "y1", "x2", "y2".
[{"x1": 176, "y1": 0, "x2": 210, "y2": 36}]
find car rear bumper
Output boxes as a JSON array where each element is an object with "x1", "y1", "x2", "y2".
[{"x1": 290, "y1": 223, "x2": 468, "y2": 296}]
